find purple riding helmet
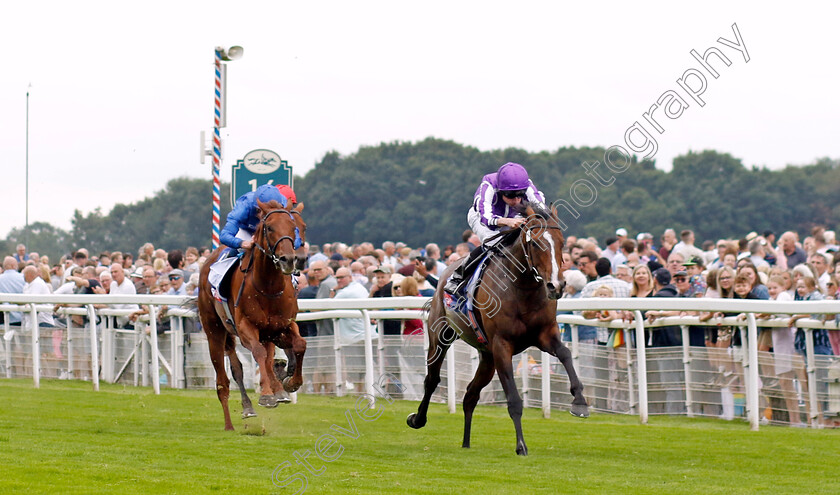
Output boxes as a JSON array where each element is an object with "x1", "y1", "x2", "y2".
[{"x1": 496, "y1": 162, "x2": 531, "y2": 191}]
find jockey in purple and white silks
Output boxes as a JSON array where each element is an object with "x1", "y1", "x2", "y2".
[
  {"x1": 468, "y1": 162, "x2": 546, "y2": 243},
  {"x1": 445, "y1": 162, "x2": 547, "y2": 295}
]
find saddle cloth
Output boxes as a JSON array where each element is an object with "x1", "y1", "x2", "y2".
[
  {"x1": 208, "y1": 248, "x2": 239, "y2": 302},
  {"x1": 443, "y1": 252, "x2": 492, "y2": 345}
]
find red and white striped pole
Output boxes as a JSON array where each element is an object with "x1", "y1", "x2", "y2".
[
  {"x1": 210, "y1": 46, "x2": 243, "y2": 249},
  {"x1": 212, "y1": 48, "x2": 223, "y2": 249}
]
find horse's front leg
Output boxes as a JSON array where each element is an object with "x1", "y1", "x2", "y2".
[
  {"x1": 492, "y1": 340, "x2": 528, "y2": 456},
  {"x1": 265, "y1": 343, "x2": 283, "y2": 393},
  {"x1": 238, "y1": 322, "x2": 277, "y2": 408},
  {"x1": 539, "y1": 329, "x2": 589, "y2": 418},
  {"x1": 279, "y1": 321, "x2": 306, "y2": 393}
]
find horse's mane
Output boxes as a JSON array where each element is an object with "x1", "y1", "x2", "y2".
[
  {"x1": 496, "y1": 228, "x2": 522, "y2": 248},
  {"x1": 520, "y1": 201, "x2": 564, "y2": 242},
  {"x1": 529, "y1": 202, "x2": 552, "y2": 221},
  {"x1": 259, "y1": 199, "x2": 287, "y2": 212}
]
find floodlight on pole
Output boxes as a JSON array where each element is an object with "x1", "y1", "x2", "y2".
[{"x1": 210, "y1": 45, "x2": 243, "y2": 249}]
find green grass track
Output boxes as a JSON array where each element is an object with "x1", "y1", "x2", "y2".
[{"x1": 0, "y1": 379, "x2": 837, "y2": 494}]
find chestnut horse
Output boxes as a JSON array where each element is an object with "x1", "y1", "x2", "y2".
[
  {"x1": 198, "y1": 200, "x2": 307, "y2": 431},
  {"x1": 407, "y1": 203, "x2": 589, "y2": 455}
]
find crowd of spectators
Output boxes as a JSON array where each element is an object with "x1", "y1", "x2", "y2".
[
  {"x1": 0, "y1": 243, "x2": 204, "y2": 331},
  {"x1": 2, "y1": 224, "x2": 839, "y2": 421},
  {"x1": 555, "y1": 226, "x2": 840, "y2": 425},
  {"x1": 2, "y1": 226, "x2": 839, "y2": 342}
]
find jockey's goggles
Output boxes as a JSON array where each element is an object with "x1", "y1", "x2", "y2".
[{"x1": 501, "y1": 189, "x2": 526, "y2": 199}]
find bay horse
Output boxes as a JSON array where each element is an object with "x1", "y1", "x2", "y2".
[
  {"x1": 198, "y1": 200, "x2": 308, "y2": 431},
  {"x1": 407, "y1": 203, "x2": 589, "y2": 455}
]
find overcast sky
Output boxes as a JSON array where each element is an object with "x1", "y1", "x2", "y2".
[{"x1": 2, "y1": 1, "x2": 838, "y2": 239}]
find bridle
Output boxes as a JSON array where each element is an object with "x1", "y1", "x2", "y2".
[
  {"x1": 252, "y1": 209, "x2": 303, "y2": 269},
  {"x1": 236, "y1": 208, "x2": 304, "y2": 302},
  {"x1": 519, "y1": 223, "x2": 563, "y2": 285}
]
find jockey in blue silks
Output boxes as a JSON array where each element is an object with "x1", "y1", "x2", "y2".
[
  {"x1": 220, "y1": 184, "x2": 289, "y2": 252},
  {"x1": 444, "y1": 162, "x2": 547, "y2": 295}
]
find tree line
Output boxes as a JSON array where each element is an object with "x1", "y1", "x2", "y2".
[{"x1": 3, "y1": 138, "x2": 838, "y2": 262}]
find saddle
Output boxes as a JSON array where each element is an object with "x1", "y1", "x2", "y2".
[
  {"x1": 443, "y1": 228, "x2": 522, "y2": 348},
  {"x1": 444, "y1": 252, "x2": 493, "y2": 346},
  {"x1": 209, "y1": 248, "x2": 240, "y2": 302}
]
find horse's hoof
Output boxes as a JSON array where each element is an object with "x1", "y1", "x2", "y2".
[
  {"x1": 516, "y1": 442, "x2": 529, "y2": 456},
  {"x1": 274, "y1": 390, "x2": 292, "y2": 404},
  {"x1": 273, "y1": 361, "x2": 288, "y2": 381},
  {"x1": 570, "y1": 404, "x2": 590, "y2": 418},
  {"x1": 258, "y1": 395, "x2": 278, "y2": 408},
  {"x1": 242, "y1": 408, "x2": 257, "y2": 419},
  {"x1": 282, "y1": 377, "x2": 301, "y2": 393},
  {"x1": 407, "y1": 413, "x2": 426, "y2": 429}
]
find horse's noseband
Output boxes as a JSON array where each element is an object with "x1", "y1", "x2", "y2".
[
  {"x1": 523, "y1": 229, "x2": 544, "y2": 282},
  {"x1": 520, "y1": 224, "x2": 562, "y2": 284}
]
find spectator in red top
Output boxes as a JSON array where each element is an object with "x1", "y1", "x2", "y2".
[{"x1": 394, "y1": 277, "x2": 424, "y2": 336}]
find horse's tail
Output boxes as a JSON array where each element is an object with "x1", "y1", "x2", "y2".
[
  {"x1": 418, "y1": 298, "x2": 434, "y2": 333},
  {"x1": 179, "y1": 295, "x2": 200, "y2": 321},
  {"x1": 421, "y1": 298, "x2": 433, "y2": 318},
  {"x1": 181, "y1": 295, "x2": 198, "y2": 311}
]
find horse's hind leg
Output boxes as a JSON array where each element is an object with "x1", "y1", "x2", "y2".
[
  {"x1": 264, "y1": 344, "x2": 284, "y2": 393},
  {"x1": 542, "y1": 332, "x2": 589, "y2": 418},
  {"x1": 227, "y1": 342, "x2": 256, "y2": 419},
  {"x1": 205, "y1": 325, "x2": 234, "y2": 430},
  {"x1": 462, "y1": 351, "x2": 495, "y2": 448},
  {"x1": 407, "y1": 312, "x2": 455, "y2": 430},
  {"x1": 493, "y1": 341, "x2": 528, "y2": 456},
  {"x1": 266, "y1": 343, "x2": 291, "y2": 404},
  {"x1": 281, "y1": 346, "x2": 296, "y2": 379}
]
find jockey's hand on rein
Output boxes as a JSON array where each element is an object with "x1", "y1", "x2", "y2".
[
  {"x1": 240, "y1": 240, "x2": 254, "y2": 250},
  {"x1": 499, "y1": 217, "x2": 525, "y2": 228}
]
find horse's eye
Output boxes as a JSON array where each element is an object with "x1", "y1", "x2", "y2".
[{"x1": 266, "y1": 226, "x2": 274, "y2": 233}]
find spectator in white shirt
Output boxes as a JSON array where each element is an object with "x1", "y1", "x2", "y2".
[
  {"x1": 602, "y1": 237, "x2": 620, "y2": 262},
  {"x1": 382, "y1": 241, "x2": 400, "y2": 270},
  {"x1": 809, "y1": 252, "x2": 831, "y2": 292},
  {"x1": 672, "y1": 229, "x2": 705, "y2": 260},
  {"x1": 22, "y1": 265, "x2": 55, "y2": 328},
  {"x1": 109, "y1": 263, "x2": 139, "y2": 328},
  {"x1": 0, "y1": 256, "x2": 25, "y2": 324}
]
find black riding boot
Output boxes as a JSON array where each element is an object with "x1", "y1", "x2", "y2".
[{"x1": 444, "y1": 245, "x2": 487, "y2": 295}]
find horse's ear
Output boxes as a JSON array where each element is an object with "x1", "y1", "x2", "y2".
[
  {"x1": 294, "y1": 202, "x2": 304, "y2": 213},
  {"x1": 524, "y1": 204, "x2": 536, "y2": 218},
  {"x1": 255, "y1": 199, "x2": 269, "y2": 218}
]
